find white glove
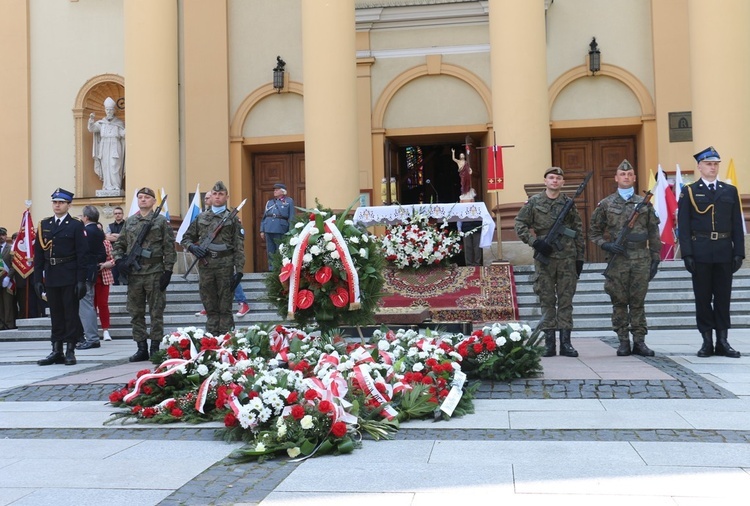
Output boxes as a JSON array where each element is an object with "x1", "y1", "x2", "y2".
[{"x1": 1, "y1": 276, "x2": 10, "y2": 288}]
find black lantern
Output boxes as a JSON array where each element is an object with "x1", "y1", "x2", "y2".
[
  {"x1": 273, "y1": 56, "x2": 286, "y2": 93},
  {"x1": 588, "y1": 38, "x2": 600, "y2": 75}
]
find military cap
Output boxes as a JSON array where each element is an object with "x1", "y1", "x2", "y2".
[
  {"x1": 544, "y1": 167, "x2": 564, "y2": 177},
  {"x1": 0, "y1": 228, "x2": 6, "y2": 236},
  {"x1": 694, "y1": 146, "x2": 721, "y2": 163},
  {"x1": 273, "y1": 183, "x2": 287, "y2": 190},
  {"x1": 617, "y1": 159, "x2": 634, "y2": 172},
  {"x1": 212, "y1": 181, "x2": 228, "y2": 193},
  {"x1": 51, "y1": 188, "x2": 74, "y2": 202},
  {"x1": 136, "y1": 187, "x2": 156, "y2": 198}
]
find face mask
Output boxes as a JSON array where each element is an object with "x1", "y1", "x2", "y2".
[
  {"x1": 211, "y1": 205, "x2": 227, "y2": 213},
  {"x1": 618, "y1": 187, "x2": 635, "y2": 200}
]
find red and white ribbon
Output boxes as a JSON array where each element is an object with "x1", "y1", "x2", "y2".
[
  {"x1": 286, "y1": 220, "x2": 316, "y2": 319},
  {"x1": 352, "y1": 364, "x2": 398, "y2": 421},
  {"x1": 323, "y1": 217, "x2": 361, "y2": 310}
]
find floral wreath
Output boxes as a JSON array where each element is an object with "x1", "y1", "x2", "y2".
[{"x1": 380, "y1": 210, "x2": 464, "y2": 270}]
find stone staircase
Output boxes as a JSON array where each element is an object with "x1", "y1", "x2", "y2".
[
  {"x1": 514, "y1": 261, "x2": 750, "y2": 330},
  {"x1": 3, "y1": 262, "x2": 750, "y2": 341}
]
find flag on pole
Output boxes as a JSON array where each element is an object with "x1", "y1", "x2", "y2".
[
  {"x1": 674, "y1": 164, "x2": 684, "y2": 202},
  {"x1": 486, "y1": 145, "x2": 504, "y2": 190},
  {"x1": 653, "y1": 165, "x2": 678, "y2": 260},
  {"x1": 175, "y1": 184, "x2": 201, "y2": 244},
  {"x1": 11, "y1": 206, "x2": 35, "y2": 279},
  {"x1": 128, "y1": 188, "x2": 139, "y2": 217},
  {"x1": 723, "y1": 158, "x2": 746, "y2": 234},
  {"x1": 159, "y1": 188, "x2": 170, "y2": 221}
]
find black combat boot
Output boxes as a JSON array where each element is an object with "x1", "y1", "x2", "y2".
[
  {"x1": 37, "y1": 341, "x2": 65, "y2": 366},
  {"x1": 64, "y1": 342, "x2": 77, "y2": 366},
  {"x1": 715, "y1": 329, "x2": 740, "y2": 358},
  {"x1": 543, "y1": 330, "x2": 556, "y2": 357},
  {"x1": 616, "y1": 334, "x2": 631, "y2": 356},
  {"x1": 149, "y1": 339, "x2": 161, "y2": 357},
  {"x1": 697, "y1": 330, "x2": 713, "y2": 358},
  {"x1": 632, "y1": 340, "x2": 655, "y2": 357},
  {"x1": 129, "y1": 341, "x2": 150, "y2": 362},
  {"x1": 558, "y1": 329, "x2": 579, "y2": 357}
]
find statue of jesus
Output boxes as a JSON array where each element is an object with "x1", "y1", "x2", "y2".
[{"x1": 452, "y1": 148, "x2": 475, "y2": 198}]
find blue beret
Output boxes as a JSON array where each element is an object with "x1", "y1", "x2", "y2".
[
  {"x1": 51, "y1": 188, "x2": 74, "y2": 202},
  {"x1": 694, "y1": 146, "x2": 721, "y2": 163}
]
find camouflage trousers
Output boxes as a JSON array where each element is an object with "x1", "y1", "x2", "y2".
[
  {"x1": 126, "y1": 272, "x2": 166, "y2": 343},
  {"x1": 533, "y1": 256, "x2": 578, "y2": 330},
  {"x1": 199, "y1": 266, "x2": 234, "y2": 335},
  {"x1": 604, "y1": 255, "x2": 650, "y2": 340}
]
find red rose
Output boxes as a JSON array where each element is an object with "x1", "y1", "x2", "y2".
[
  {"x1": 296, "y1": 290, "x2": 315, "y2": 310},
  {"x1": 330, "y1": 287, "x2": 349, "y2": 308},
  {"x1": 224, "y1": 413, "x2": 239, "y2": 427},
  {"x1": 279, "y1": 263, "x2": 294, "y2": 283},
  {"x1": 304, "y1": 389, "x2": 319, "y2": 401},
  {"x1": 141, "y1": 407, "x2": 157, "y2": 418},
  {"x1": 291, "y1": 404, "x2": 305, "y2": 420},
  {"x1": 318, "y1": 400, "x2": 333, "y2": 413},
  {"x1": 314, "y1": 266, "x2": 333, "y2": 285},
  {"x1": 167, "y1": 347, "x2": 180, "y2": 359},
  {"x1": 330, "y1": 421, "x2": 348, "y2": 438}
]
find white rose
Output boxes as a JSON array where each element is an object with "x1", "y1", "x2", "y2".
[
  {"x1": 323, "y1": 233, "x2": 333, "y2": 241},
  {"x1": 310, "y1": 245, "x2": 321, "y2": 255},
  {"x1": 196, "y1": 364, "x2": 209, "y2": 376},
  {"x1": 359, "y1": 248, "x2": 368, "y2": 258},
  {"x1": 287, "y1": 446, "x2": 301, "y2": 458},
  {"x1": 377, "y1": 340, "x2": 390, "y2": 351},
  {"x1": 508, "y1": 322, "x2": 521, "y2": 331},
  {"x1": 326, "y1": 242, "x2": 336, "y2": 252},
  {"x1": 510, "y1": 331, "x2": 522, "y2": 342},
  {"x1": 300, "y1": 415, "x2": 314, "y2": 430},
  {"x1": 495, "y1": 336, "x2": 507, "y2": 346},
  {"x1": 412, "y1": 362, "x2": 424, "y2": 372}
]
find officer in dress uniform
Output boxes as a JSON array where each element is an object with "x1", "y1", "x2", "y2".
[
  {"x1": 260, "y1": 183, "x2": 294, "y2": 271},
  {"x1": 182, "y1": 181, "x2": 245, "y2": 335},
  {"x1": 678, "y1": 146, "x2": 745, "y2": 358},
  {"x1": 34, "y1": 188, "x2": 89, "y2": 366}
]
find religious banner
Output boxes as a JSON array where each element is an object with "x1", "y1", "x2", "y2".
[
  {"x1": 486, "y1": 144, "x2": 504, "y2": 190},
  {"x1": 12, "y1": 206, "x2": 35, "y2": 279}
]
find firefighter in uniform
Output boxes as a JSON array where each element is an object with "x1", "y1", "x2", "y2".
[
  {"x1": 34, "y1": 188, "x2": 89, "y2": 366},
  {"x1": 182, "y1": 181, "x2": 245, "y2": 335},
  {"x1": 678, "y1": 146, "x2": 744, "y2": 358}
]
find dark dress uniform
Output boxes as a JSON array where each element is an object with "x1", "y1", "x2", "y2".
[
  {"x1": 34, "y1": 189, "x2": 89, "y2": 366},
  {"x1": 678, "y1": 146, "x2": 745, "y2": 358}
]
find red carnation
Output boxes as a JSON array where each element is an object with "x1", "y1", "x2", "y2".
[
  {"x1": 109, "y1": 390, "x2": 124, "y2": 403},
  {"x1": 167, "y1": 347, "x2": 180, "y2": 359},
  {"x1": 296, "y1": 289, "x2": 315, "y2": 310},
  {"x1": 291, "y1": 404, "x2": 305, "y2": 420},
  {"x1": 315, "y1": 266, "x2": 333, "y2": 285},
  {"x1": 157, "y1": 377, "x2": 167, "y2": 387},
  {"x1": 224, "y1": 412, "x2": 239, "y2": 427},
  {"x1": 132, "y1": 405, "x2": 142, "y2": 414},
  {"x1": 304, "y1": 389, "x2": 319, "y2": 401},
  {"x1": 318, "y1": 400, "x2": 333, "y2": 413},
  {"x1": 330, "y1": 421, "x2": 347, "y2": 438},
  {"x1": 473, "y1": 343, "x2": 484, "y2": 354},
  {"x1": 136, "y1": 369, "x2": 151, "y2": 378},
  {"x1": 170, "y1": 408, "x2": 184, "y2": 418},
  {"x1": 286, "y1": 391, "x2": 299, "y2": 403},
  {"x1": 141, "y1": 407, "x2": 157, "y2": 418}
]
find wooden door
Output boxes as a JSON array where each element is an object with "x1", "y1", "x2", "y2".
[
  {"x1": 553, "y1": 137, "x2": 636, "y2": 263},
  {"x1": 253, "y1": 153, "x2": 305, "y2": 272}
]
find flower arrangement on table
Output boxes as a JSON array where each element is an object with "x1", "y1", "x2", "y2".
[
  {"x1": 379, "y1": 210, "x2": 463, "y2": 270},
  {"x1": 265, "y1": 202, "x2": 386, "y2": 332},
  {"x1": 107, "y1": 322, "x2": 542, "y2": 461}
]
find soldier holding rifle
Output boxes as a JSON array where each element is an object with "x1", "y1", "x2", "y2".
[
  {"x1": 182, "y1": 181, "x2": 245, "y2": 335},
  {"x1": 515, "y1": 167, "x2": 586, "y2": 358},
  {"x1": 590, "y1": 160, "x2": 661, "y2": 357},
  {"x1": 113, "y1": 187, "x2": 176, "y2": 362}
]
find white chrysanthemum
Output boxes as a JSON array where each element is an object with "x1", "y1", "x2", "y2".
[
  {"x1": 510, "y1": 331, "x2": 522, "y2": 342},
  {"x1": 412, "y1": 362, "x2": 424, "y2": 372},
  {"x1": 196, "y1": 364, "x2": 209, "y2": 376},
  {"x1": 496, "y1": 336, "x2": 507, "y2": 346},
  {"x1": 300, "y1": 415, "x2": 314, "y2": 430},
  {"x1": 258, "y1": 406, "x2": 273, "y2": 423}
]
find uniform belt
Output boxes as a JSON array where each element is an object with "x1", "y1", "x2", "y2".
[
  {"x1": 208, "y1": 250, "x2": 233, "y2": 259},
  {"x1": 47, "y1": 256, "x2": 75, "y2": 266},
  {"x1": 626, "y1": 241, "x2": 647, "y2": 249},
  {"x1": 140, "y1": 256, "x2": 164, "y2": 265},
  {"x1": 692, "y1": 231, "x2": 731, "y2": 240},
  {"x1": 268, "y1": 214, "x2": 280, "y2": 218}
]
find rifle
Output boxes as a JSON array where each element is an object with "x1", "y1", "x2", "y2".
[
  {"x1": 533, "y1": 172, "x2": 592, "y2": 265},
  {"x1": 118, "y1": 195, "x2": 168, "y2": 284},
  {"x1": 183, "y1": 199, "x2": 247, "y2": 279},
  {"x1": 602, "y1": 190, "x2": 654, "y2": 280}
]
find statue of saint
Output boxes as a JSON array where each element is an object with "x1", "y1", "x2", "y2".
[
  {"x1": 88, "y1": 97, "x2": 125, "y2": 192},
  {"x1": 452, "y1": 148, "x2": 475, "y2": 198}
]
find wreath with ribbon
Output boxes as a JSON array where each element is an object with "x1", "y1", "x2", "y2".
[{"x1": 265, "y1": 202, "x2": 386, "y2": 332}]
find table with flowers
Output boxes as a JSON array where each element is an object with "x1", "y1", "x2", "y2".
[{"x1": 353, "y1": 202, "x2": 496, "y2": 248}]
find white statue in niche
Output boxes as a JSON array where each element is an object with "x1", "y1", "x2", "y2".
[{"x1": 88, "y1": 97, "x2": 125, "y2": 194}]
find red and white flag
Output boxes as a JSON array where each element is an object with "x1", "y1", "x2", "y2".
[
  {"x1": 11, "y1": 207, "x2": 36, "y2": 279},
  {"x1": 652, "y1": 165, "x2": 678, "y2": 260}
]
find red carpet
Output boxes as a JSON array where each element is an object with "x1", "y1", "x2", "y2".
[{"x1": 380, "y1": 263, "x2": 519, "y2": 323}]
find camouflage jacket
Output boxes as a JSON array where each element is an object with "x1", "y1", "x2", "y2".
[
  {"x1": 515, "y1": 192, "x2": 584, "y2": 260},
  {"x1": 181, "y1": 209, "x2": 245, "y2": 272},
  {"x1": 589, "y1": 192, "x2": 661, "y2": 261},
  {"x1": 112, "y1": 211, "x2": 176, "y2": 275}
]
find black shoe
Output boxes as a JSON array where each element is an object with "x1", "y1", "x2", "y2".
[
  {"x1": 38, "y1": 342, "x2": 65, "y2": 366},
  {"x1": 542, "y1": 330, "x2": 556, "y2": 357},
  {"x1": 149, "y1": 340, "x2": 161, "y2": 357},
  {"x1": 715, "y1": 330, "x2": 741, "y2": 358},
  {"x1": 559, "y1": 329, "x2": 579, "y2": 358},
  {"x1": 616, "y1": 341, "x2": 632, "y2": 356},
  {"x1": 129, "y1": 342, "x2": 150, "y2": 362},
  {"x1": 64, "y1": 342, "x2": 77, "y2": 366},
  {"x1": 632, "y1": 342, "x2": 655, "y2": 357},
  {"x1": 76, "y1": 340, "x2": 101, "y2": 350},
  {"x1": 697, "y1": 330, "x2": 713, "y2": 358}
]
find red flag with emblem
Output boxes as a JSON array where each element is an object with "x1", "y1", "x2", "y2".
[
  {"x1": 11, "y1": 208, "x2": 35, "y2": 279},
  {"x1": 487, "y1": 145, "x2": 504, "y2": 190}
]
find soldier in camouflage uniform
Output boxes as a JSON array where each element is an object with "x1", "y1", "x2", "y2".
[
  {"x1": 589, "y1": 160, "x2": 661, "y2": 357},
  {"x1": 515, "y1": 167, "x2": 585, "y2": 357},
  {"x1": 182, "y1": 181, "x2": 245, "y2": 335},
  {"x1": 113, "y1": 187, "x2": 176, "y2": 362}
]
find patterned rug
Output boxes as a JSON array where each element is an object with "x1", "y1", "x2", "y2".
[{"x1": 380, "y1": 263, "x2": 519, "y2": 323}]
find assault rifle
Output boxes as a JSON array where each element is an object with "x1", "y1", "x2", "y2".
[
  {"x1": 533, "y1": 172, "x2": 592, "y2": 265},
  {"x1": 602, "y1": 190, "x2": 654, "y2": 280},
  {"x1": 118, "y1": 194, "x2": 168, "y2": 284},
  {"x1": 183, "y1": 199, "x2": 247, "y2": 279}
]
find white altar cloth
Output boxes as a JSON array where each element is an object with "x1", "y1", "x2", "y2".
[{"x1": 353, "y1": 203, "x2": 496, "y2": 248}]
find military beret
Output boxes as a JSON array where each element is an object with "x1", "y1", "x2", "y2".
[
  {"x1": 273, "y1": 183, "x2": 287, "y2": 190},
  {"x1": 212, "y1": 181, "x2": 228, "y2": 193},
  {"x1": 51, "y1": 188, "x2": 74, "y2": 202},
  {"x1": 544, "y1": 167, "x2": 564, "y2": 177},
  {"x1": 617, "y1": 159, "x2": 634, "y2": 172},
  {"x1": 0, "y1": 228, "x2": 6, "y2": 236},
  {"x1": 694, "y1": 146, "x2": 720, "y2": 163},
  {"x1": 137, "y1": 187, "x2": 156, "y2": 198}
]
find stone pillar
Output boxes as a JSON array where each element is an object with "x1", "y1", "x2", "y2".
[
  {"x1": 688, "y1": 0, "x2": 750, "y2": 183},
  {"x1": 301, "y1": 0, "x2": 359, "y2": 209},
  {"x1": 123, "y1": 0, "x2": 179, "y2": 205}
]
